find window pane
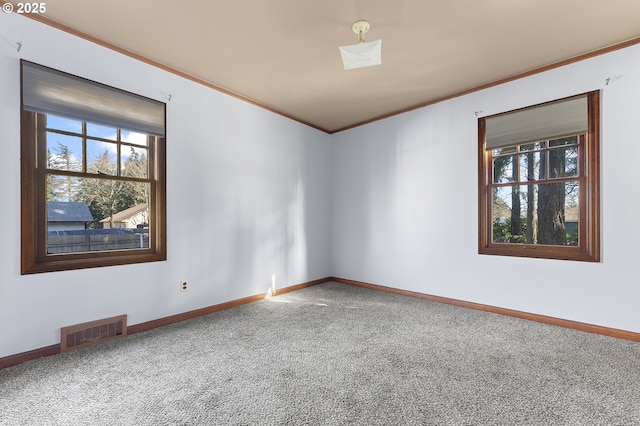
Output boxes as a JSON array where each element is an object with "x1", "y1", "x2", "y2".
[
  {"x1": 565, "y1": 199, "x2": 579, "y2": 247},
  {"x1": 87, "y1": 139, "x2": 118, "y2": 175},
  {"x1": 549, "y1": 146, "x2": 578, "y2": 178},
  {"x1": 47, "y1": 175, "x2": 82, "y2": 202},
  {"x1": 121, "y1": 130, "x2": 148, "y2": 146},
  {"x1": 537, "y1": 182, "x2": 579, "y2": 246},
  {"x1": 492, "y1": 146, "x2": 516, "y2": 157},
  {"x1": 46, "y1": 176, "x2": 150, "y2": 254},
  {"x1": 492, "y1": 186, "x2": 528, "y2": 244},
  {"x1": 493, "y1": 155, "x2": 515, "y2": 183},
  {"x1": 46, "y1": 114, "x2": 82, "y2": 133},
  {"x1": 121, "y1": 146, "x2": 148, "y2": 178},
  {"x1": 87, "y1": 122, "x2": 117, "y2": 141},
  {"x1": 492, "y1": 182, "x2": 579, "y2": 246},
  {"x1": 520, "y1": 141, "x2": 546, "y2": 151},
  {"x1": 46, "y1": 132, "x2": 83, "y2": 172},
  {"x1": 519, "y1": 151, "x2": 546, "y2": 181},
  {"x1": 549, "y1": 135, "x2": 578, "y2": 147}
]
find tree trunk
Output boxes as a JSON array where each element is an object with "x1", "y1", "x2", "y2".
[
  {"x1": 509, "y1": 159, "x2": 522, "y2": 242},
  {"x1": 526, "y1": 152, "x2": 535, "y2": 243},
  {"x1": 538, "y1": 148, "x2": 566, "y2": 245}
]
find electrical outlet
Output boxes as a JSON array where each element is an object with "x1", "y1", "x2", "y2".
[{"x1": 180, "y1": 280, "x2": 188, "y2": 292}]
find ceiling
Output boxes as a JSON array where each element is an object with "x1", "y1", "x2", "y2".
[{"x1": 13, "y1": 0, "x2": 640, "y2": 133}]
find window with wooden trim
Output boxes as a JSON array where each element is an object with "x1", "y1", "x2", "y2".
[
  {"x1": 478, "y1": 91, "x2": 600, "y2": 262},
  {"x1": 20, "y1": 61, "x2": 166, "y2": 274}
]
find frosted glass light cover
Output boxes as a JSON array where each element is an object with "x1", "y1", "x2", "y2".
[{"x1": 339, "y1": 39, "x2": 382, "y2": 70}]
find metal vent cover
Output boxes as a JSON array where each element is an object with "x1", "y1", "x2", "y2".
[{"x1": 60, "y1": 314, "x2": 127, "y2": 352}]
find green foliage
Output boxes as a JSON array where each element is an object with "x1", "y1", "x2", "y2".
[
  {"x1": 494, "y1": 218, "x2": 579, "y2": 246},
  {"x1": 492, "y1": 220, "x2": 511, "y2": 243},
  {"x1": 492, "y1": 219, "x2": 528, "y2": 244}
]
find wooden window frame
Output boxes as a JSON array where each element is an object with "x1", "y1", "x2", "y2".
[
  {"x1": 20, "y1": 93, "x2": 166, "y2": 275},
  {"x1": 478, "y1": 91, "x2": 600, "y2": 262}
]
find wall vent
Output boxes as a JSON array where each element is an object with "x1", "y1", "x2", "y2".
[{"x1": 60, "y1": 314, "x2": 127, "y2": 352}]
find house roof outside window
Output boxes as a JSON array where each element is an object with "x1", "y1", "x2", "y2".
[
  {"x1": 47, "y1": 202, "x2": 94, "y2": 222},
  {"x1": 100, "y1": 204, "x2": 148, "y2": 227}
]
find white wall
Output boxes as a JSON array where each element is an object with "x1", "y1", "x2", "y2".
[
  {"x1": 332, "y1": 43, "x2": 640, "y2": 333},
  {"x1": 0, "y1": 13, "x2": 332, "y2": 358}
]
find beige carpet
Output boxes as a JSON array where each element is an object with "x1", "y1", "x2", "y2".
[{"x1": 1, "y1": 281, "x2": 639, "y2": 425}]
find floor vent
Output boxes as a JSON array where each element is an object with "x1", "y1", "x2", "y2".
[{"x1": 60, "y1": 314, "x2": 127, "y2": 352}]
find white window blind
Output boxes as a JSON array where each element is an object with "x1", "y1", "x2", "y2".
[
  {"x1": 485, "y1": 95, "x2": 587, "y2": 150},
  {"x1": 22, "y1": 61, "x2": 165, "y2": 136}
]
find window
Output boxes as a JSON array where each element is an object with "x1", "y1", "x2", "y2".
[
  {"x1": 478, "y1": 91, "x2": 600, "y2": 262},
  {"x1": 21, "y1": 61, "x2": 166, "y2": 274}
]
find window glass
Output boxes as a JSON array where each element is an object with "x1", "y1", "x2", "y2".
[
  {"x1": 492, "y1": 183, "x2": 579, "y2": 246},
  {"x1": 86, "y1": 139, "x2": 118, "y2": 175},
  {"x1": 47, "y1": 114, "x2": 82, "y2": 133},
  {"x1": 87, "y1": 122, "x2": 118, "y2": 141},
  {"x1": 46, "y1": 175, "x2": 150, "y2": 254},
  {"x1": 121, "y1": 130, "x2": 148, "y2": 146},
  {"x1": 46, "y1": 132, "x2": 83, "y2": 172},
  {"x1": 518, "y1": 151, "x2": 545, "y2": 181},
  {"x1": 549, "y1": 146, "x2": 579, "y2": 178},
  {"x1": 42, "y1": 118, "x2": 154, "y2": 256},
  {"x1": 121, "y1": 146, "x2": 149, "y2": 178},
  {"x1": 492, "y1": 154, "x2": 515, "y2": 183}
]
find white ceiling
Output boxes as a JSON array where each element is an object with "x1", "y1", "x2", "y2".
[{"x1": 12, "y1": 0, "x2": 640, "y2": 133}]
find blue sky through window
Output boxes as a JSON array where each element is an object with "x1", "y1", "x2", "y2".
[{"x1": 47, "y1": 114, "x2": 82, "y2": 133}]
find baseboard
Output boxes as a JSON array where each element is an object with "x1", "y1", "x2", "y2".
[
  {"x1": 127, "y1": 277, "x2": 330, "y2": 334},
  {"x1": 0, "y1": 344, "x2": 60, "y2": 370},
  {"x1": 331, "y1": 277, "x2": 640, "y2": 342},
  {"x1": 0, "y1": 277, "x2": 331, "y2": 370},
  {"x1": 6, "y1": 275, "x2": 635, "y2": 370}
]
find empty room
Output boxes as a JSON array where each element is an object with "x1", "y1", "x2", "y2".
[{"x1": 1, "y1": 1, "x2": 640, "y2": 424}]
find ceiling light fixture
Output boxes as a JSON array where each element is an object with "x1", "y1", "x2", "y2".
[{"x1": 339, "y1": 20, "x2": 382, "y2": 71}]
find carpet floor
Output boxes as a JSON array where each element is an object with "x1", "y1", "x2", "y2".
[{"x1": 1, "y1": 281, "x2": 639, "y2": 425}]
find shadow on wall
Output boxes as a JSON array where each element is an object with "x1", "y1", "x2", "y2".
[
  {"x1": 332, "y1": 111, "x2": 455, "y2": 282},
  {"x1": 172, "y1": 117, "x2": 327, "y2": 306},
  {"x1": 333, "y1": 123, "x2": 399, "y2": 278}
]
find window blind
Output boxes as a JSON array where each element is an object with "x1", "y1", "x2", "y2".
[
  {"x1": 485, "y1": 95, "x2": 587, "y2": 151},
  {"x1": 22, "y1": 61, "x2": 165, "y2": 136}
]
